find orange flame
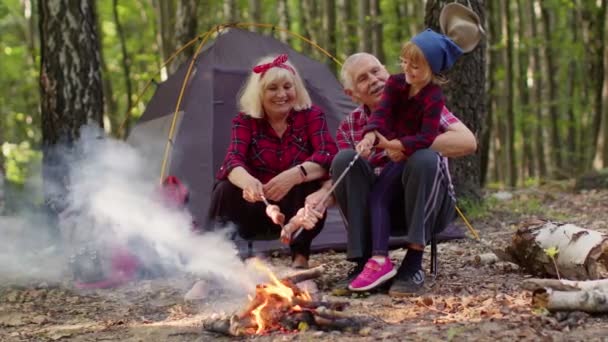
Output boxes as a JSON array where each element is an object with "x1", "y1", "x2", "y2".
[{"x1": 251, "y1": 299, "x2": 269, "y2": 334}]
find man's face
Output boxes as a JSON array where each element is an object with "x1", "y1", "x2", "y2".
[{"x1": 345, "y1": 56, "x2": 389, "y2": 108}]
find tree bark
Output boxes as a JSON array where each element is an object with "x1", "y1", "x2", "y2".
[
  {"x1": 566, "y1": 7, "x2": 579, "y2": 174},
  {"x1": 39, "y1": 1, "x2": 105, "y2": 214},
  {"x1": 113, "y1": 0, "x2": 134, "y2": 138},
  {"x1": 507, "y1": 220, "x2": 608, "y2": 280},
  {"x1": 298, "y1": 1, "x2": 312, "y2": 55},
  {"x1": 357, "y1": 0, "x2": 371, "y2": 52},
  {"x1": 425, "y1": 0, "x2": 485, "y2": 201},
  {"x1": 370, "y1": 0, "x2": 384, "y2": 63},
  {"x1": 540, "y1": 2, "x2": 563, "y2": 174},
  {"x1": 322, "y1": 0, "x2": 337, "y2": 73},
  {"x1": 504, "y1": 0, "x2": 517, "y2": 187},
  {"x1": 248, "y1": 0, "x2": 261, "y2": 31},
  {"x1": 529, "y1": 0, "x2": 547, "y2": 179}
]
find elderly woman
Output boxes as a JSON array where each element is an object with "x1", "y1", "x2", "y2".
[{"x1": 208, "y1": 54, "x2": 338, "y2": 269}]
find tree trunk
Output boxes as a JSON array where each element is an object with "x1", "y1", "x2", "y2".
[
  {"x1": 516, "y1": 0, "x2": 535, "y2": 179},
  {"x1": 174, "y1": 0, "x2": 198, "y2": 67},
  {"x1": 524, "y1": 278, "x2": 608, "y2": 292},
  {"x1": 481, "y1": 0, "x2": 500, "y2": 186},
  {"x1": 566, "y1": 7, "x2": 579, "y2": 174},
  {"x1": 248, "y1": 0, "x2": 261, "y2": 31},
  {"x1": 223, "y1": 0, "x2": 238, "y2": 22},
  {"x1": 507, "y1": 220, "x2": 608, "y2": 280},
  {"x1": 322, "y1": 0, "x2": 337, "y2": 73},
  {"x1": 425, "y1": 0, "x2": 485, "y2": 201},
  {"x1": 504, "y1": 0, "x2": 517, "y2": 187},
  {"x1": 298, "y1": 1, "x2": 312, "y2": 55},
  {"x1": 277, "y1": 0, "x2": 290, "y2": 43},
  {"x1": 583, "y1": 0, "x2": 606, "y2": 168},
  {"x1": 39, "y1": 1, "x2": 105, "y2": 214},
  {"x1": 357, "y1": 0, "x2": 371, "y2": 52},
  {"x1": 114, "y1": 0, "x2": 134, "y2": 138},
  {"x1": 529, "y1": 0, "x2": 547, "y2": 179},
  {"x1": 337, "y1": 0, "x2": 356, "y2": 56},
  {"x1": 153, "y1": 0, "x2": 175, "y2": 70},
  {"x1": 540, "y1": 2, "x2": 563, "y2": 175},
  {"x1": 370, "y1": 0, "x2": 384, "y2": 63}
]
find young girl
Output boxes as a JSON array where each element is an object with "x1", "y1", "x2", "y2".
[{"x1": 350, "y1": 29, "x2": 463, "y2": 291}]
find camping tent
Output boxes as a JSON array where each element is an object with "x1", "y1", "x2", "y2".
[{"x1": 127, "y1": 28, "x2": 357, "y2": 254}]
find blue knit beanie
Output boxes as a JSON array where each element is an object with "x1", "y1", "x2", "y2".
[{"x1": 411, "y1": 29, "x2": 463, "y2": 74}]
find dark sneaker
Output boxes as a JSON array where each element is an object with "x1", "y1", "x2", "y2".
[
  {"x1": 334, "y1": 262, "x2": 366, "y2": 289},
  {"x1": 388, "y1": 269, "x2": 426, "y2": 297}
]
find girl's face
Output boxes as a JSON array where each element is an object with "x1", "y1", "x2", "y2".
[
  {"x1": 262, "y1": 77, "x2": 296, "y2": 117},
  {"x1": 400, "y1": 57, "x2": 431, "y2": 89}
]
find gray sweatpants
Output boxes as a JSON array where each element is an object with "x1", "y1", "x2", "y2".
[{"x1": 331, "y1": 149, "x2": 455, "y2": 262}]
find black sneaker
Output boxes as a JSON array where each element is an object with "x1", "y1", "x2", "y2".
[
  {"x1": 388, "y1": 269, "x2": 425, "y2": 297},
  {"x1": 334, "y1": 262, "x2": 366, "y2": 289}
]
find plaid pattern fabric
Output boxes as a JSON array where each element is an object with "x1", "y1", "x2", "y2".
[
  {"x1": 364, "y1": 73, "x2": 445, "y2": 158},
  {"x1": 217, "y1": 105, "x2": 338, "y2": 183},
  {"x1": 336, "y1": 102, "x2": 459, "y2": 172}
]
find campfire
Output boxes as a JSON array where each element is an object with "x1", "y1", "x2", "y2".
[{"x1": 203, "y1": 262, "x2": 369, "y2": 336}]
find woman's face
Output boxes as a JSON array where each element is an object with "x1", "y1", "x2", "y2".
[{"x1": 262, "y1": 77, "x2": 296, "y2": 117}]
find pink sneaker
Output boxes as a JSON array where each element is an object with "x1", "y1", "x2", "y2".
[{"x1": 348, "y1": 257, "x2": 397, "y2": 291}]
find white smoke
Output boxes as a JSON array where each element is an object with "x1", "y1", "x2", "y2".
[{"x1": 0, "y1": 126, "x2": 263, "y2": 294}]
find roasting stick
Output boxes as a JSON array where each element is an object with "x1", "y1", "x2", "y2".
[{"x1": 281, "y1": 152, "x2": 361, "y2": 243}]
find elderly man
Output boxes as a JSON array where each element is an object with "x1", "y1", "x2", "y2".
[{"x1": 288, "y1": 52, "x2": 476, "y2": 296}]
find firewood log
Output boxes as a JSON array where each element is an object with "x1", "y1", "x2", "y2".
[
  {"x1": 523, "y1": 278, "x2": 608, "y2": 292},
  {"x1": 282, "y1": 265, "x2": 325, "y2": 284},
  {"x1": 533, "y1": 288, "x2": 608, "y2": 313},
  {"x1": 507, "y1": 219, "x2": 608, "y2": 279}
]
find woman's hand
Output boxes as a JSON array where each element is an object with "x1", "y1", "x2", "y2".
[
  {"x1": 288, "y1": 204, "x2": 323, "y2": 230},
  {"x1": 265, "y1": 204, "x2": 285, "y2": 225},
  {"x1": 304, "y1": 187, "x2": 330, "y2": 215},
  {"x1": 356, "y1": 131, "x2": 376, "y2": 158},
  {"x1": 263, "y1": 168, "x2": 299, "y2": 201},
  {"x1": 242, "y1": 177, "x2": 264, "y2": 203}
]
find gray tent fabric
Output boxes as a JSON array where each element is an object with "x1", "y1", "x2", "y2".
[{"x1": 128, "y1": 28, "x2": 360, "y2": 254}]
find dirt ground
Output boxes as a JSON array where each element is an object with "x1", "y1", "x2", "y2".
[{"x1": 2, "y1": 186, "x2": 608, "y2": 341}]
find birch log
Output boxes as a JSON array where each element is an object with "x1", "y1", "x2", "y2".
[
  {"x1": 507, "y1": 219, "x2": 608, "y2": 279},
  {"x1": 533, "y1": 288, "x2": 608, "y2": 313},
  {"x1": 523, "y1": 278, "x2": 608, "y2": 292}
]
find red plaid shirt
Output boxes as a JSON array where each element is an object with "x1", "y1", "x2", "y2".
[
  {"x1": 364, "y1": 73, "x2": 445, "y2": 158},
  {"x1": 336, "y1": 102, "x2": 459, "y2": 172},
  {"x1": 217, "y1": 105, "x2": 338, "y2": 183}
]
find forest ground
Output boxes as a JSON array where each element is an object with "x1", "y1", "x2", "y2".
[{"x1": 2, "y1": 183, "x2": 608, "y2": 341}]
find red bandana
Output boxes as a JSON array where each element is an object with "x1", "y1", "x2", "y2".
[{"x1": 252, "y1": 54, "x2": 295, "y2": 78}]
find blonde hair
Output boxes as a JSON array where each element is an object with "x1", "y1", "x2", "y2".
[
  {"x1": 401, "y1": 42, "x2": 447, "y2": 85},
  {"x1": 340, "y1": 53, "x2": 383, "y2": 90},
  {"x1": 238, "y1": 56, "x2": 312, "y2": 118}
]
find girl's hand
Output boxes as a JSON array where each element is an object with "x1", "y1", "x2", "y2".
[
  {"x1": 385, "y1": 146, "x2": 406, "y2": 162},
  {"x1": 242, "y1": 177, "x2": 264, "y2": 203},
  {"x1": 263, "y1": 168, "x2": 299, "y2": 201},
  {"x1": 356, "y1": 131, "x2": 376, "y2": 158}
]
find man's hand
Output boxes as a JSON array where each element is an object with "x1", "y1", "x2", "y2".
[
  {"x1": 242, "y1": 177, "x2": 264, "y2": 203},
  {"x1": 356, "y1": 131, "x2": 376, "y2": 158},
  {"x1": 263, "y1": 168, "x2": 299, "y2": 201}
]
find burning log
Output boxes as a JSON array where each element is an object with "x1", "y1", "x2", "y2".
[{"x1": 202, "y1": 261, "x2": 368, "y2": 336}]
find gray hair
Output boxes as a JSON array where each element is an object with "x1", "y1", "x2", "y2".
[{"x1": 340, "y1": 52, "x2": 383, "y2": 90}]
